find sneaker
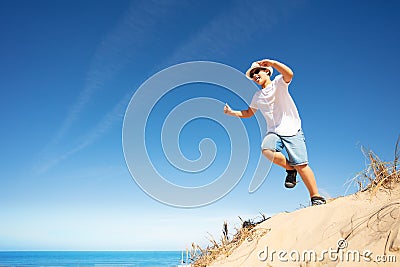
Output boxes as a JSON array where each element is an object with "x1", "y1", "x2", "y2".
[
  {"x1": 311, "y1": 196, "x2": 326, "y2": 206},
  {"x1": 284, "y1": 170, "x2": 297, "y2": 188}
]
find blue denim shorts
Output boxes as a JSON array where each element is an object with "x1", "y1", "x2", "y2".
[{"x1": 261, "y1": 129, "x2": 308, "y2": 166}]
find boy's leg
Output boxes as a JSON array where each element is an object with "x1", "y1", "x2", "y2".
[
  {"x1": 282, "y1": 130, "x2": 325, "y2": 203},
  {"x1": 295, "y1": 164, "x2": 326, "y2": 205},
  {"x1": 263, "y1": 147, "x2": 323, "y2": 198},
  {"x1": 293, "y1": 164, "x2": 319, "y2": 197},
  {"x1": 261, "y1": 133, "x2": 298, "y2": 188},
  {"x1": 262, "y1": 149, "x2": 294, "y2": 170},
  {"x1": 261, "y1": 133, "x2": 294, "y2": 170}
]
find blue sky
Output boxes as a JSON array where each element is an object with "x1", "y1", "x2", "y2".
[{"x1": 0, "y1": 0, "x2": 399, "y2": 251}]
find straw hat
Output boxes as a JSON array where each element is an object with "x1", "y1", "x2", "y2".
[{"x1": 245, "y1": 62, "x2": 273, "y2": 79}]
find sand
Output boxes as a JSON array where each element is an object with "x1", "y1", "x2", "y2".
[{"x1": 207, "y1": 187, "x2": 400, "y2": 267}]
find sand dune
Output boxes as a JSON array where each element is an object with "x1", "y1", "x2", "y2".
[{"x1": 207, "y1": 187, "x2": 400, "y2": 267}]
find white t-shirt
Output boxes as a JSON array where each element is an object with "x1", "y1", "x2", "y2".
[{"x1": 250, "y1": 74, "x2": 301, "y2": 136}]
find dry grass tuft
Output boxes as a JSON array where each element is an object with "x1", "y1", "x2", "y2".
[
  {"x1": 190, "y1": 214, "x2": 270, "y2": 267},
  {"x1": 346, "y1": 136, "x2": 400, "y2": 196}
]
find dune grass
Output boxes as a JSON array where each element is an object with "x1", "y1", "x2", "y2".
[
  {"x1": 189, "y1": 215, "x2": 269, "y2": 267},
  {"x1": 347, "y1": 136, "x2": 400, "y2": 196}
]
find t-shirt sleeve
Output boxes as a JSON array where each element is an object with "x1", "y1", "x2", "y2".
[
  {"x1": 250, "y1": 92, "x2": 259, "y2": 109},
  {"x1": 275, "y1": 74, "x2": 290, "y2": 90}
]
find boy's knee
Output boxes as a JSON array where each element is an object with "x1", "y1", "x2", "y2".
[
  {"x1": 262, "y1": 149, "x2": 275, "y2": 159},
  {"x1": 293, "y1": 163, "x2": 309, "y2": 171},
  {"x1": 262, "y1": 148, "x2": 275, "y2": 155}
]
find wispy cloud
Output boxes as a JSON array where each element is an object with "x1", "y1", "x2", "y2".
[
  {"x1": 36, "y1": 93, "x2": 131, "y2": 174},
  {"x1": 50, "y1": 0, "x2": 177, "y2": 145},
  {"x1": 162, "y1": 0, "x2": 304, "y2": 66},
  {"x1": 35, "y1": 0, "x2": 181, "y2": 173}
]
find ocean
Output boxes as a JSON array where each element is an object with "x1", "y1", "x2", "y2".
[{"x1": 0, "y1": 251, "x2": 189, "y2": 267}]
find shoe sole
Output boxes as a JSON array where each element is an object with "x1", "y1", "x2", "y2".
[
  {"x1": 311, "y1": 196, "x2": 326, "y2": 206},
  {"x1": 284, "y1": 182, "x2": 296, "y2": 188}
]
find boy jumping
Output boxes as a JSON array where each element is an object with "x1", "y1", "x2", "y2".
[{"x1": 224, "y1": 59, "x2": 326, "y2": 206}]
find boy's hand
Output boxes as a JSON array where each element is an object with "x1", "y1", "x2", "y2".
[
  {"x1": 257, "y1": 59, "x2": 275, "y2": 67},
  {"x1": 224, "y1": 103, "x2": 232, "y2": 115}
]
